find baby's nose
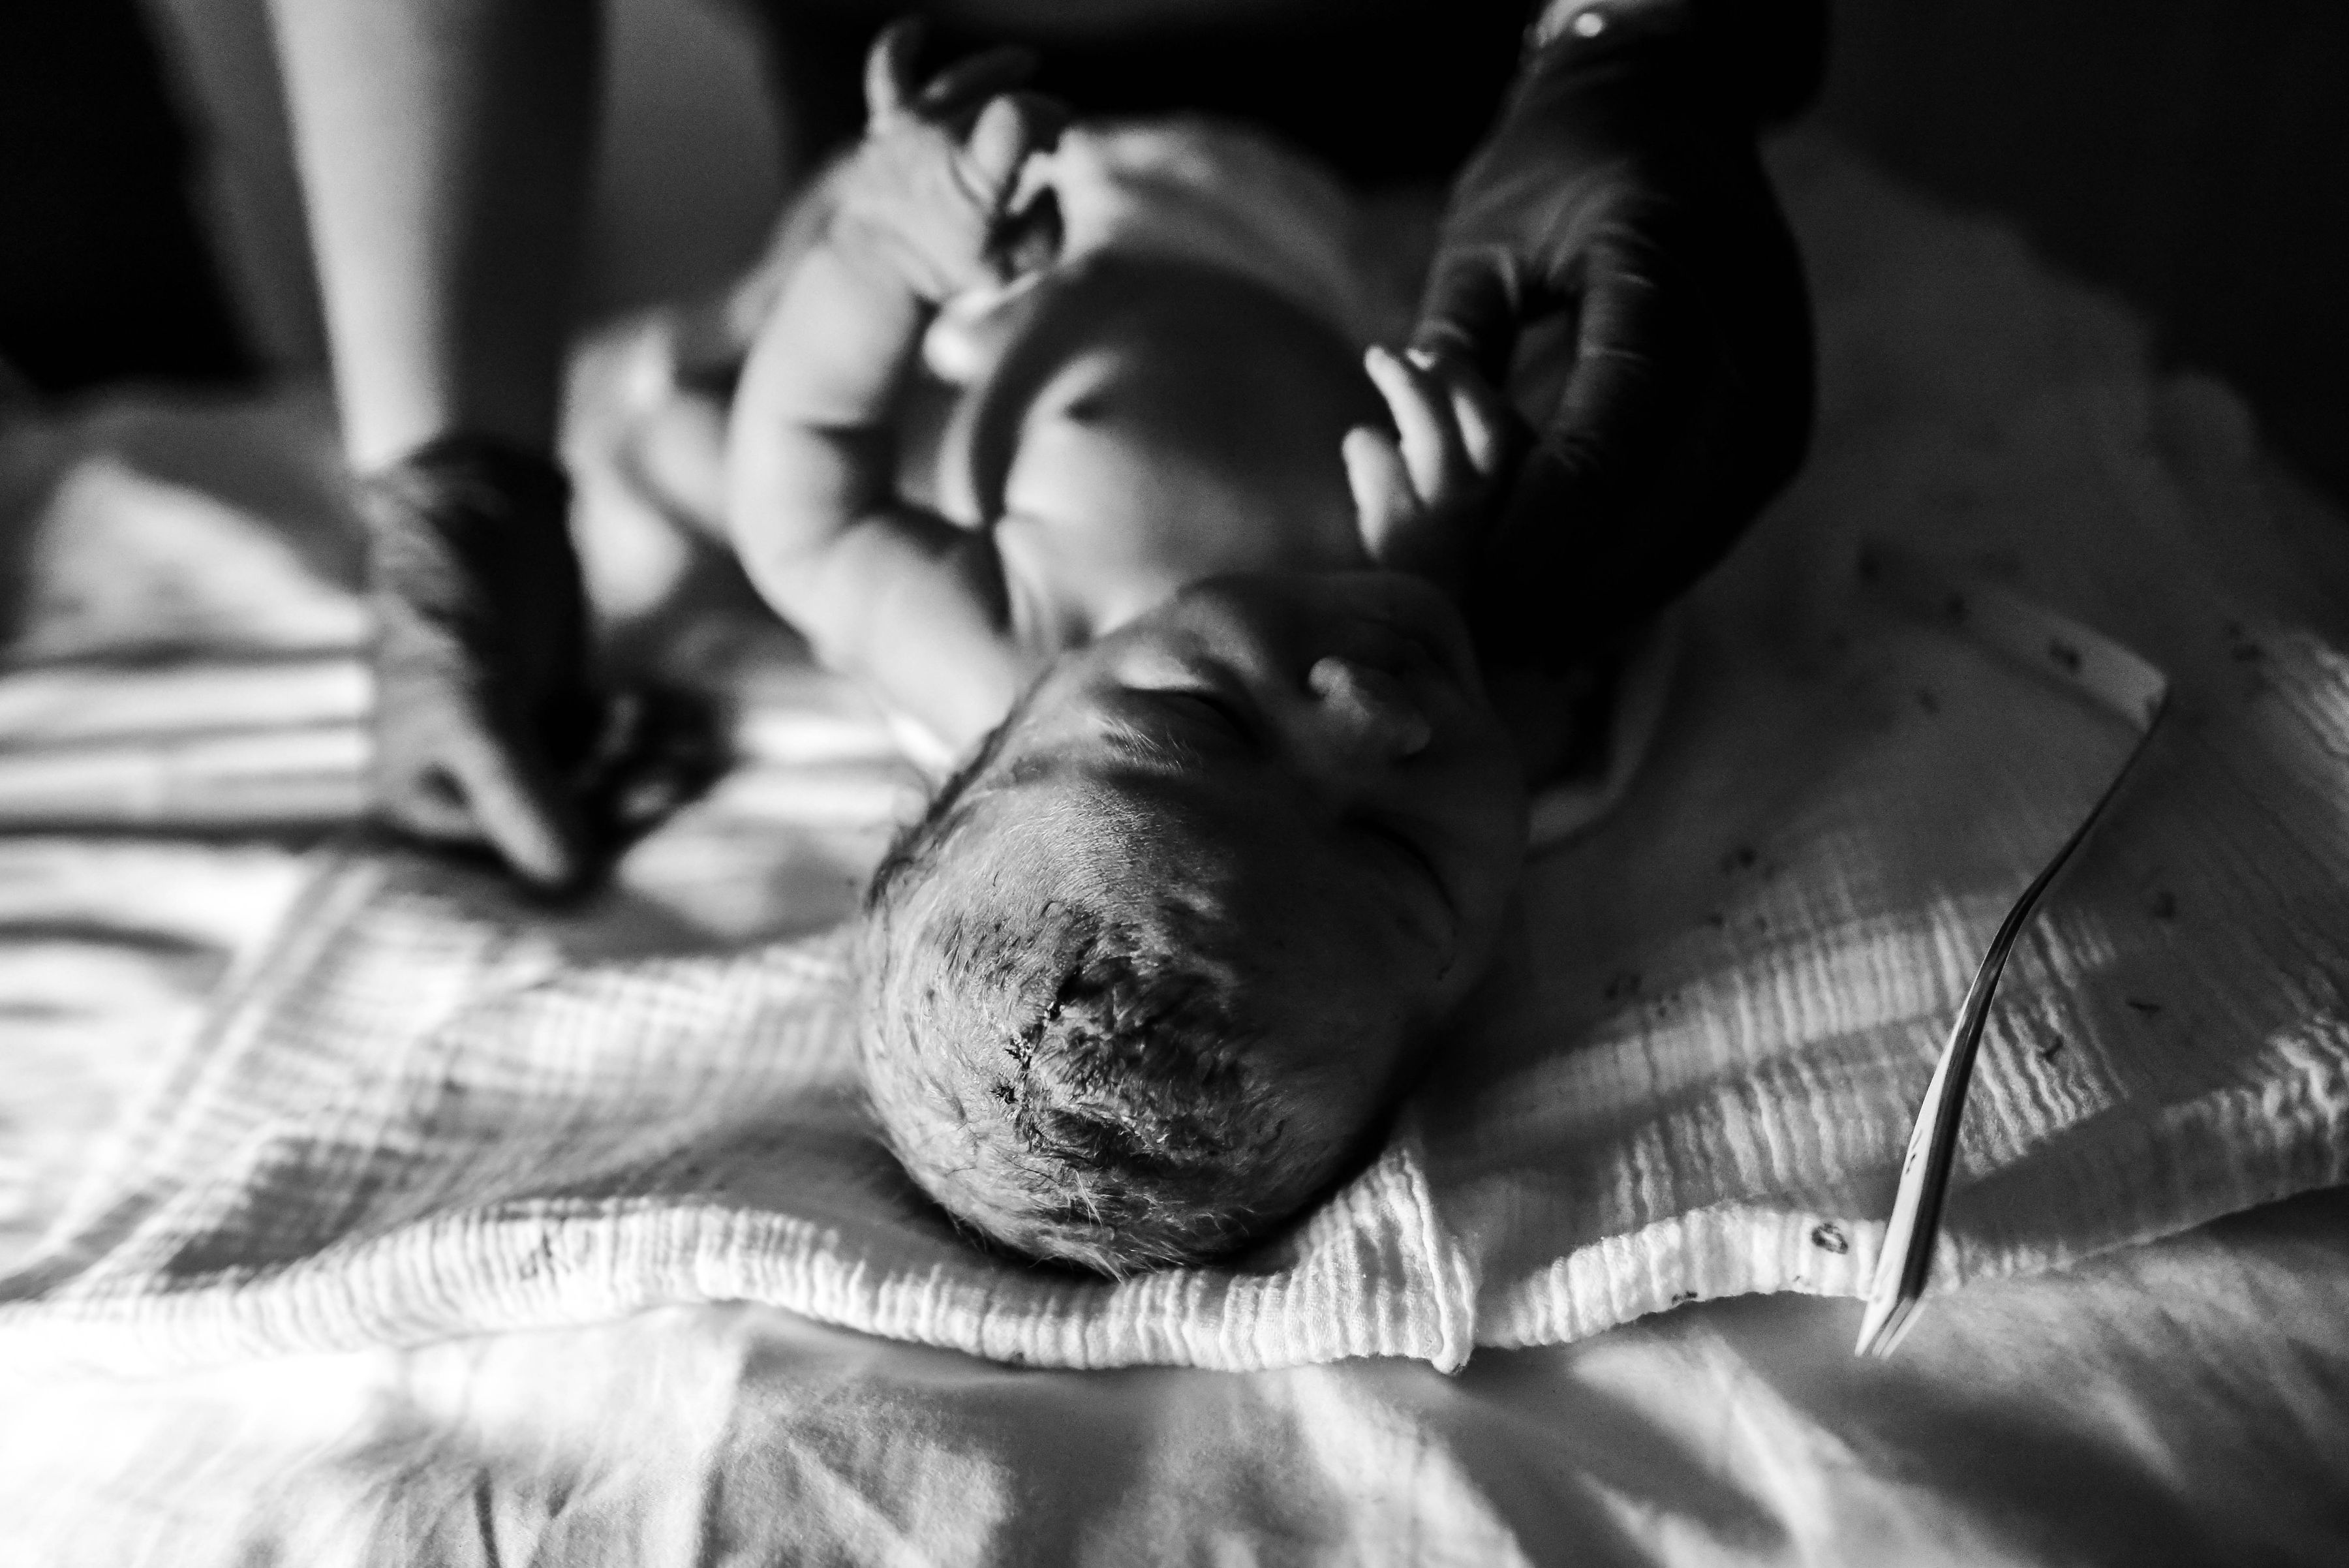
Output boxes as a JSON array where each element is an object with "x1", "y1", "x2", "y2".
[{"x1": 1307, "y1": 656, "x2": 1433, "y2": 762}]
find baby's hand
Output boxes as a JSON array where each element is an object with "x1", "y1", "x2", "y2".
[
  {"x1": 1343, "y1": 346, "x2": 1523, "y2": 589},
  {"x1": 831, "y1": 20, "x2": 1065, "y2": 303}
]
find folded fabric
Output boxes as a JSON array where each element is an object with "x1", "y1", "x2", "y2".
[{"x1": 7, "y1": 138, "x2": 2349, "y2": 1375}]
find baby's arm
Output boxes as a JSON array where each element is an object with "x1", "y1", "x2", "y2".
[{"x1": 729, "y1": 25, "x2": 1056, "y2": 748}]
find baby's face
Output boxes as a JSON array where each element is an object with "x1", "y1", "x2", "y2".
[{"x1": 980, "y1": 571, "x2": 1529, "y2": 1056}]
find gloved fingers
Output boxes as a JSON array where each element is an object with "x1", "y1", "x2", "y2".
[
  {"x1": 376, "y1": 679, "x2": 719, "y2": 886},
  {"x1": 577, "y1": 683, "x2": 728, "y2": 837},
  {"x1": 359, "y1": 433, "x2": 611, "y2": 889},
  {"x1": 1411, "y1": 250, "x2": 1520, "y2": 391},
  {"x1": 375, "y1": 756, "x2": 491, "y2": 845},
  {"x1": 1518, "y1": 223, "x2": 1709, "y2": 519},
  {"x1": 419, "y1": 707, "x2": 592, "y2": 895}
]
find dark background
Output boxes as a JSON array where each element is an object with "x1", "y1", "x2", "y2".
[
  {"x1": 0, "y1": 4, "x2": 253, "y2": 393},
  {"x1": 1821, "y1": 1, "x2": 2349, "y2": 504},
  {"x1": 4, "y1": 1, "x2": 2342, "y2": 506}
]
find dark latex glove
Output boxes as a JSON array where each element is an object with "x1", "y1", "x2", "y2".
[
  {"x1": 363, "y1": 437, "x2": 707, "y2": 895},
  {"x1": 1413, "y1": 0, "x2": 1825, "y2": 671}
]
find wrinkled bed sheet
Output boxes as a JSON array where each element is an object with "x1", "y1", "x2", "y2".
[{"x1": 4, "y1": 136, "x2": 2349, "y2": 1563}]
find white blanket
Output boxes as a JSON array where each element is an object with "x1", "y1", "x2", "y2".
[
  {"x1": 7, "y1": 132, "x2": 2349, "y2": 1567},
  {"x1": 5, "y1": 136, "x2": 2348, "y2": 1378}
]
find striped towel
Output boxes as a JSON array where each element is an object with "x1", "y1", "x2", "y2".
[{"x1": 7, "y1": 138, "x2": 2349, "y2": 1373}]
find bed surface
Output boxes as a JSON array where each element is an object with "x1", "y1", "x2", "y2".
[{"x1": 5, "y1": 136, "x2": 2349, "y2": 1563}]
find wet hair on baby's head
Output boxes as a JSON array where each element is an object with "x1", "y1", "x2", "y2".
[{"x1": 856, "y1": 720, "x2": 1398, "y2": 1275}]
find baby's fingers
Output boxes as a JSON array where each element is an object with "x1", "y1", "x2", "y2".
[
  {"x1": 864, "y1": 19, "x2": 925, "y2": 121},
  {"x1": 1364, "y1": 345, "x2": 1474, "y2": 510}
]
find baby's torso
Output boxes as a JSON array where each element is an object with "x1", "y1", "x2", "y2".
[{"x1": 925, "y1": 251, "x2": 1385, "y2": 656}]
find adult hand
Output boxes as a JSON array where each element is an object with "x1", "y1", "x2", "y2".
[
  {"x1": 1415, "y1": 0, "x2": 1824, "y2": 670},
  {"x1": 364, "y1": 437, "x2": 703, "y2": 895}
]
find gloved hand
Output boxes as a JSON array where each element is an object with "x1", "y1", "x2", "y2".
[
  {"x1": 363, "y1": 435, "x2": 705, "y2": 895},
  {"x1": 1413, "y1": 0, "x2": 1824, "y2": 670}
]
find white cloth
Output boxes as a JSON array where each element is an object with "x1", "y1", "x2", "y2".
[
  {"x1": 10, "y1": 1191, "x2": 2349, "y2": 1567},
  {"x1": 7, "y1": 132, "x2": 2349, "y2": 1565},
  {"x1": 9, "y1": 138, "x2": 2349, "y2": 1376}
]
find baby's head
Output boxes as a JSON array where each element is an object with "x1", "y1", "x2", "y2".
[{"x1": 859, "y1": 572, "x2": 1528, "y2": 1272}]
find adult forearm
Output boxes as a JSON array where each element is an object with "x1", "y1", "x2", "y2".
[{"x1": 269, "y1": 0, "x2": 600, "y2": 469}]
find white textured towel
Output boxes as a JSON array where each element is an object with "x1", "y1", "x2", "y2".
[{"x1": 7, "y1": 140, "x2": 2349, "y2": 1375}]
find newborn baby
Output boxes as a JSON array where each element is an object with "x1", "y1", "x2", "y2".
[{"x1": 729, "y1": 27, "x2": 1580, "y2": 1272}]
